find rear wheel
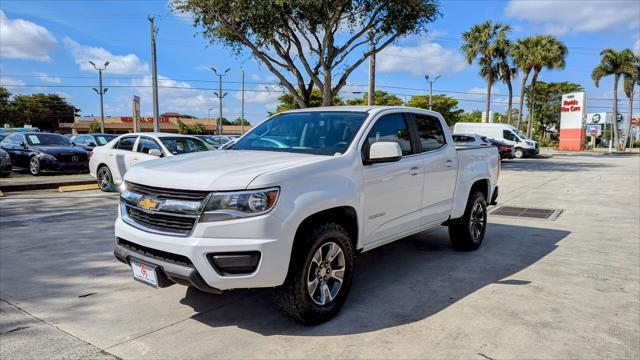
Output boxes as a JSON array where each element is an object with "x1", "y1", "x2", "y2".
[
  {"x1": 448, "y1": 191, "x2": 487, "y2": 251},
  {"x1": 514, "y1": 148, "x2": 525, "y2": 159},
  {"x1": 97, "y1": 165, "x2": 114, "y2": 192},
  {"x1": 29, "y1": 156, "x2": 41, "y2": 176},
  {"x1": 273, "y1": 223, "x2": 354, "y2": 324}
]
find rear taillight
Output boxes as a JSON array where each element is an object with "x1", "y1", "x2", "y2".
[{"x1": 88, "y1": 151, "x2": 93, "y2": 158}]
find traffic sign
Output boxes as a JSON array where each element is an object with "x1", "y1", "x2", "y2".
[{"x1": 585, "y1": 124, "x2": 601, "y2": 137}]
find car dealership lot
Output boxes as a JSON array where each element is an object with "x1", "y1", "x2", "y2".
[{"x1": 0, "y1": 154, "x2": 638, "y2": 359}]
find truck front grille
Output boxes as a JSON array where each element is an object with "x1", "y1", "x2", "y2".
[
  {"x1": 126, "y1": 206, "x2": 195, "y2": 235},
  {"x1": 127, "y1": 182, "x2": 209, "y2": 201}
]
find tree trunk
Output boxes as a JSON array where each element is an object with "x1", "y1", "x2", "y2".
[
  {"x1": 506, "y1": 78, "x2": 513, "y2": 124},
  {"x1": 527, "y1": 69, "x2": 540, "y2": 138},
  {"x1": 516, "y1": 69, "x2": 530, "y2": 130},
  {"x1": 484, "y1": 72, "x2": 492, "y2": 123},
  {"x1": 323, "y1": 65, "x2": 332, "y2": 106},
  {"x1": 624, "y1": 89, "x2": 633, "y2": 150},
  {"x1": 612, "y1": 75, "x2": 620, "y2": 150}
]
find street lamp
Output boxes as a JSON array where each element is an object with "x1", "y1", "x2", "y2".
[
  {"x1": 211, "y1": 67, "x2": 230, "y2": 135},
  {"x1": 425, "y1": 74, "x2": 441, "y2": 110},
  {"x1": 89, "y1": 61, "x2": 109, "y2": 133}
]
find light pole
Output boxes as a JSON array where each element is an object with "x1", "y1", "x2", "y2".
[
  {"x1": 425, "y1": 75, "x2": 440, "y2": 110},
  {"x1": 211, "y1": 67, "x2": 230, "y2": 135},
  {"x1": 148, "y1": 16, "x2": 160, "y2": 132},
  {"x1": 240, "y1": 66, "x2": 245, "y2": 134},
  {"x1": 89, "y1": 61, "x2": 109, "y2": 133}
]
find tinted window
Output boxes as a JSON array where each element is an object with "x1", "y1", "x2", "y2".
[
  {"x1": 26, "y1": 133, "x2": 71, "y2": 146},
  {"x1": 453, "y1": 135, "x2": 473, "y2": 143},
  {"x1": 414, "y1": 114, "x2": 446, "y2": 152},
  {"x1": 503, "y1": 130, "x2": 519, "y2": 142},
  {"x1": 137, "y1": 137, "x2": 162, "y2": 154},
  {"x1": 74, "y1": 135, "x2": 87, "y2": 145},
  {"x1": 159, "y1": 137, "x2": 211, "y2": 155},
  {"x1": 5, "y1": 134, "x2": 23, "y2": 144},
  {"x1": 95, "y1": 135, "x2": 116, "y2": 145},
  {"x1": 232, "y1": 111, "x2": 367, "y2": 155},
  {"x1": 116, "y1": 137, "x2": 137, "y2": 151},
  {"x1": 365, "y1": 113, "x2": 412, "y2": 156}
]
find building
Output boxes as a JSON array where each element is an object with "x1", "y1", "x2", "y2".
[{"x1": 60, "y1": 116, "x2": 251, "y2": 135}]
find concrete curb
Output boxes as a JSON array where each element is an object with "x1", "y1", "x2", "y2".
[
  {"x1": 58, "y1": 184, "x2": 99, "y2": 192},
  {"x1": 0, "y1": 179, "x2": 96, "y2": 193}
]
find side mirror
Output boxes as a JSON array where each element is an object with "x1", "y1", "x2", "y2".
[
  {"x1": 148, "y1": 149, "x2": 162, "y2": 157},
  {"x1": 87, "y1": 142, "x2": 96, "y2": 147},
  {"x1": 21, "y1": 142, "x2": 28, "y2": 149},
  {"x1": 367, "y1": 142, "x2": 402, "y2": 164}
]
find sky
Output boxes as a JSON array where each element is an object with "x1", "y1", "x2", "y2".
[{"x1": 1, "y1": 0, "x2": 639, "y2": 123}]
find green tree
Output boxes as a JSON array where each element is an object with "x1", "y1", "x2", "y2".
[
  {"x1": 173, "y1": 0, "x2": 440, "y2": 107},
  {"x1": 511, "y1": 37, "x2": 536, "y2": 130},
  {"x1": 461, "y1": 21, "x2": 511, "y2": 122},
  {"x1": 347, "y1": 91, "x2": 403, "y2": 106},
  {"x1": 621, "y1": 54, "x2": 639, "y2": 148},
  {"x1": 10, "y1": 93, "x2": 79, "y2": 131},
  {"x1": 592, "y1": 48, "x2": 638, "y2": 149},
  {"x1": 190, "y1": 123, "x2": 207, "y2": 134},
  {"x1": 0, "y1": 87, "x2": 12, "y2": 123},
  {"x1": 496, "y1": 35, "x2": 517, "y2": 124},
  {"x1": 526, "y1": 35, "x2": 567, "y2": 138},
  {"x1": 177, "y1": 119, "x2": 191, "y2": 134},
  {"x1": 458, "y1": 110, "x2": 483, "y2": 123},
  {"x1": 524, "y1": 81, "x2": 583, "y2": 140},
  {"x1": 276, "y1": 88, "x2": 343, "y2": 113},
  {"x1": 407, "y1": 94, "x2": 463, "y2": 125},
  {"x1": 89, "y1": 123, "x2": 102, "y2": 133}
]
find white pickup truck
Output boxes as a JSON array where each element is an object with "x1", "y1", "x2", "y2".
[{"x1": 115, "y1": 106, "x2": 500, "y2": 323}]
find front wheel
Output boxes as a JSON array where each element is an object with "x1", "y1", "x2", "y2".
[
  {"x1": 29, "y1": 156, "x2": 41, "y2": 176},
  {"x1": 448, "y1": 191, "x2": 487, "y2": 251},
  {"x1": 273, "y1": 223, "x2": 354, "y2": 324}
]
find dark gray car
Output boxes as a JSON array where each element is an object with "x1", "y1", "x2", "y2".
[{"x1": 0, "y1": 148, "x2": 11, "y2": 177}]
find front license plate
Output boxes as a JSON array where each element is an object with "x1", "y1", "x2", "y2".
[{"x1": 131, "y1": 259, "x2": 158, "y2": 288}]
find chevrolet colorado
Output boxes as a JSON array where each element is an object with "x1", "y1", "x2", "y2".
[{"x1": 114, "y1": 106, "x2": 500, "y2": 323}]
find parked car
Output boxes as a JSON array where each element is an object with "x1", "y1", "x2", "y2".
[
  {"x1": 480, "y1": 136, "x2": 515, "y2": 160},
  {"x1": 0, "y1": 132, "x2": 89, "y2": 175},
  {"x1": 114, "y1": 106, "x2": 500, "y2": 324},
  {"x1": 0, "y1": 148, "x2": 12, "y2": 177},
  {"x1": 89, "y1": 132, "x2": 213, "y2": 192},
  {"x1": 0, "y1": 134, "x2": 7, "y2": 142},
  {"x1": 453, "y1": 122, "x2": 539, "y2": 159},
  {"x1": 71, "y1": 133, "x2": 119, "y2": 151},
  {"x1": 452, "y1": 133, "x2": 492, "y2": 146},
  {"x1": 196, "y1": 135, "x2": 234, "y2": 149}
]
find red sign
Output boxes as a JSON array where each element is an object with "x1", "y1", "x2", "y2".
[
  {"x1": 632, "y1": 118, "x2": 638, "y2": 125},
  {"x1": 120, "y1": 117, "x2": 170, "y2": 123}
]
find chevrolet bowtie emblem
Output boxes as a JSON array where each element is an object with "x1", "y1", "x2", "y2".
[{"x1": 138, "y1": 198, "x2": 158, "y2": 210}]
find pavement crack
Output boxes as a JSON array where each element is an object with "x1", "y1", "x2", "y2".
[
  {"x1": 478, "y1": 352, "x2": 495, "y2": 360},
  {"x1": 2, "y1": 325, "x2": 32, "y2": 334},
  {"x1": 78, "y1": 292, "x2": 97, "y2": 298}
]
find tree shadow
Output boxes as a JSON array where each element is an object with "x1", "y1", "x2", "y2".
[
  {"x1": 180, "y1": 223, "x2": 570, "y2": 336},
  {"x1": 501, "y1": 158, "x2": 614, "y2": 172}
]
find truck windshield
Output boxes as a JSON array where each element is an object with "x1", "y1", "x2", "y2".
[{"x1": 230, "y1": 111, "x2": 368, "y2": 155}]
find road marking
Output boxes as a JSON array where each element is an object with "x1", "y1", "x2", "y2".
[{"x1": 58, "y1": 184, "x2": 99, "y2": 192}]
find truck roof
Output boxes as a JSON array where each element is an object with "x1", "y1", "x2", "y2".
[{"x1": 283, "y1": 105, "x2": 443, "y2": 117}]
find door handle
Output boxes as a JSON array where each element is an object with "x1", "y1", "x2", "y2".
[
  {"x1": 445, "y1": 160, "x2": 454, "y2": 168},
  {"x1": 409, "y1": 166, "x2": 421, "y2": 176}
]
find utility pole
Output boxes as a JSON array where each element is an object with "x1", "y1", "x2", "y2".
[
  {"x1": 149, "y1": 15, "x2": 160, "y2": 132},
  {"x1": 89, "y1": 61, "x2": 109, "y2": 133},
  {"x1": 240, "y1": 66, "x2": 245, "y2": 134},
  {"x1": 367, "y1": 30, "x2": 376, "y2": 106},
  {"x1": 211, "y1": 67, "x2": 230, "y2": 135},
  {"x1": 425, "y1": 75, "x2": 441, "y2": 110}
]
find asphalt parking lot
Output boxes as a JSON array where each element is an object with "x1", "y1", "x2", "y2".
[{"x1": 1, "y1": 153, "x2": 638, "y2": 359}]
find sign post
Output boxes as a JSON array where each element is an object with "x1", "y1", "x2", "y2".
[
  {"x1": 132, "y1": 96, "x2": 141, "y2": 133},
  {"x1": 559, "y1": 92, "x2": 587, "y2": 151}
]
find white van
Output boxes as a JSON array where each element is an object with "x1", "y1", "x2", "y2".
[{"x1": 453, "y1": 122, "x2": 538, "y2": 158}]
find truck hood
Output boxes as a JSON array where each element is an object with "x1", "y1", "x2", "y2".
[{"x1": 124, "y1": 150, "x2": 327, "y2": 191}]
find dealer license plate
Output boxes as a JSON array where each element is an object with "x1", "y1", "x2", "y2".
[{"x1": 131, "y1": 259, "x2": 158, "y2": 288}]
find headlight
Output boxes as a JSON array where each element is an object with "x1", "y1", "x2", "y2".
[
  {"x1": 200, "y1": 187, "x2": 279, "y2": 222},
  {"x1": 526, "y1": 141, "x2": 535, "y2": 146},
  {"x1": 37, "y1": 153, "x2": 57, "y2": 161}
]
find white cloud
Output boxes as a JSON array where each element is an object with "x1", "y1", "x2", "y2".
[
  {"x1": 377, "y1": 40, "x2": 467, "y2": 76},
  {"x1": 64, "y1": 37, "x2": 149, "y2": 75},
  {"x1": 505, "y1": 0, "x2": 640, "y2": 35},
  {"x1": 129, "y1": 75, "x2": 214, "y2": 116},
  {"x1": 634, "y1": 38, "x2": 640, "y2": 56},
  {"x1": 0, "y1": 75, "x2": 26, "y2": 87},
  {"x1": 34, "y1": 72, "x2": 61, "y2": 84},
  {"x1": 0, "y1": 10, "x2": 57, "y2": 61},
  {"x1": 237, "y1": 84, "x2": 283, "y2": 110}
]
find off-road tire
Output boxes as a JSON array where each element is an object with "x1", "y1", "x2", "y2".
[
  {"x1": 448, "y1": 191, "x2": 487, "y2": 251},
  {"x1": 273, "y1": 222, "x2": 355, "y2": 324}
]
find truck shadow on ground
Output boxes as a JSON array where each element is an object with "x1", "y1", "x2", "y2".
[
  {"x1": 501, "y1": 158, "x2": 614, "y2": 172},
  {"x1": 180, "y1": 223, "x2": 570, "y2": 336}
]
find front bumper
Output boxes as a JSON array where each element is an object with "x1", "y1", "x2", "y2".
[
  {"x1": 114, "y1": 210, "x2": 294, "y2": 291},
  {"x1": 40, "y1": 158, "x2": 89, "y2": 173},
  {"x1": 524, "y1": 148, "x2": 539, "y2": 157}
]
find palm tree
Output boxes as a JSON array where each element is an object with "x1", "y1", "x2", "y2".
[
  {"x1": 496, "y1": 35, "x2": 517, "y2": 124},
  {"x1": 511, "y1": 37, "x2": 537, "y2": 130},
  {"x1": 461, "y1": 21, "x2": 511, "y2": 123},
  {"x1": 527, "y1": 35, "x2": 568, "y2": 138},
  {"x1": 592, "y1": 49, "x2": 637, "y2": 149},
  {"x1": 622, "y1": 59, "x2": 640, "y2": 149}
]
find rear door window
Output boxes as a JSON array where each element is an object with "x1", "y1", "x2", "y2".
[
  {"x1": 413, "y1": 114, "x2": 446, "y2": 152},
  {"x1": 116, "y1": 136, "x2": 137, "y2": 151}
]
